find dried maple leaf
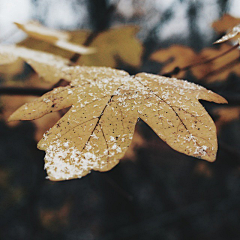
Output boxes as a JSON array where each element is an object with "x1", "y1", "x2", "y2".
[
  {"x1": 214, "y1": 106, "x2": 240, "y2": 130},
  {"x1": 77, "y1": 26, "x2": 143, "y2": 68},
  {"x1": 15, "y1": 21, "x2": 96, "y2": 55},
  {"x1": 19, "y1": 26, "x2": 143, "y2": 68},
  {"x1": 150, "y1": 45, "x2": 206, "y2": 79},
  {"x1": 0, "y1": 46, "x2": 226, "y2": 181}
]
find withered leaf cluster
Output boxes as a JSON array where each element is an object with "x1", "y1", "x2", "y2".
[{"x1": 150, "y1": 14, "x2": 240, "y2": 83}]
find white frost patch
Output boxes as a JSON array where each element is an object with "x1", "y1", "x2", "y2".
[
  {"x1": 193, "y1": 146, "x2": 208, "y2": 156},
  {"x1": 110, "y1": 136, "x2": 115, "y2": 142},
  {"x1": 44, "y1": 139, "x2": 99, "y2": 180},
  {"x1": 43, "y1": 98, "x2": 51, "y2": 103},
  {"x1": 68, "y1": 89, "x2": 73, "y2": 94}
]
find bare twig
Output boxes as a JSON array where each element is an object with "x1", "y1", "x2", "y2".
[
  {"x1": 162, "y1": 43, "x2": 239, "y2": 77},
  {"x1": 199, "y1": 57, "x2": 240, "y2": 81}
]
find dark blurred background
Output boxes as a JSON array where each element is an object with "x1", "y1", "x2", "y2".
[{"x1": 0, "y1": 0, "x2": 240, "y2": 239}]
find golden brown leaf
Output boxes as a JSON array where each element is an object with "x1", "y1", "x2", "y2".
[
  {"x1": 212, "y1": 14, "x2": 240, "y2": 33},
  {"x1": 150, "y1": 45, "x2": 206, "y2": 79},
  {"x1": 77, "y1": 26, "x2": 143, "y2": 68},
  {"x1": 15, "y1": 21, "x2": 95, "y2": 55},
  {"x1": 0, "y1": 46, "x2": 226, "y2": 181}
]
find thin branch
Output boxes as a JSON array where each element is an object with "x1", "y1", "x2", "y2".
[
  {"x1": 199, "y1": 57, "x2": 240, "y2": 81},
  {"x1": 162, "y1": 43, "x2": 239, "y2": 77}
]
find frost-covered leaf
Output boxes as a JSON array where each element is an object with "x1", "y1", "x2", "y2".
[
  {"x1": 214, "y1": 24, "x2": 240, "y2": 44},
  {"x1": 15, "y1": 21, "x2": 96, "y2": 55},
  {"x1": 0, "y1": 45, "x2": 226, "y2": 181}
]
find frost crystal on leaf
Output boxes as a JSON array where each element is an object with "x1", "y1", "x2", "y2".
[{"x1": 214, "y1": 23, "x2": 240, "y2": 44}]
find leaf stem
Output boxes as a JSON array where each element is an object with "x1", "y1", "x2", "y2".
[{"x1": 199, "y1": 56, "x2": 240, "y2": 81}]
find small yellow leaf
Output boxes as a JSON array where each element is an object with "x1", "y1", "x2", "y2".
[
  {"x1": 15, "y1": 21, "x2": 96, "y2": 55},
  {"x1": 77, "y1": 26, "x2": 143, "y2": 68}
]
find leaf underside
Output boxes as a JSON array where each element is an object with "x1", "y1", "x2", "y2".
[{"x1": 0, "y1": 45, "x2": 227, "y2": 181}]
